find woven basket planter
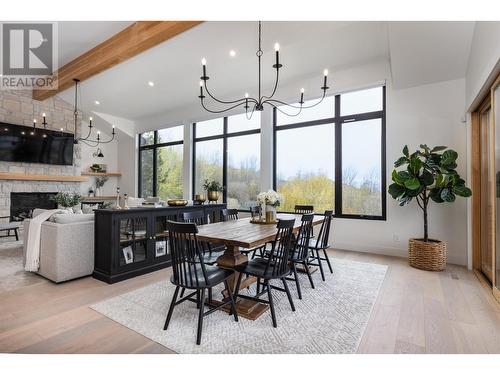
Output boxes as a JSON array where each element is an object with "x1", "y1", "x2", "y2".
[{"x1": 408, "y1": 238, "x2": 447, "y2": 271}]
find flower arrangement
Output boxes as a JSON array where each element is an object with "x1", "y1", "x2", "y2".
[{"x1": 257, "y1": 190, "x2": 283, "y2": 207}]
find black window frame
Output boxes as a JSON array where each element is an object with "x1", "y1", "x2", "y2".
[
  {"x1": 138, "y1": 128, "x2": 184, "y2": 198},
  {"x1": 192, "y1": 116, "x2": 261, "y2": 211},
  {"x1": 273, "y1": 85, "x2": 386, "y2": 220}
]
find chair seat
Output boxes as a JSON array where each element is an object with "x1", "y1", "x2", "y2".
[
  {"x1": 0, "y1": 222, "x2": 20, "y2": 231},
  {"x1": 170, "y1": 264, "x2": 233, "y2": 289},
  {"x1": 235, "y1": 258, "x2": 290, "y2": 279},
  {"x1": 202, "y1": 250, "x2": 225, "y2": 265},
  {"x1": 308, "y1": 239, "x2": 329, "y2": 250}
]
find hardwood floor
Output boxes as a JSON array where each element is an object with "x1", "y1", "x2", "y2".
[{"x1": 0, "y1": 248, "x2": 499, "y2": 354}]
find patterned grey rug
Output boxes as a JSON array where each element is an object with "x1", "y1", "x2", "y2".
[{"x1": 91, "y1": 258, "x2": 387, "y2": 354}]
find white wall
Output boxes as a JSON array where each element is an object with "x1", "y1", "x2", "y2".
[
  {"x1": 79, "y1": 123, "x2": 120, "y2": 196},
  {"x1": 465, "y1": 22, "x2": 500, "y2": 110},
  {"x1": 333, "y1": 77, "x2": 467, "y2": 265}
]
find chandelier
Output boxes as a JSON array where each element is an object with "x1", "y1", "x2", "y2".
[
  {"x1": 198, "y1": 21, "x2": 331, "y2": 118},
  {"x1": 72, "y1": 78, "x2": 115, "y2": 146}
]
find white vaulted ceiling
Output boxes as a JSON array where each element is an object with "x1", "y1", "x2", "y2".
[{"x1": 53, "y1": 21, "x2": 477, "y2": 133}]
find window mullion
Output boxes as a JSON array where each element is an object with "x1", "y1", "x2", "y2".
[
  {"x1": 334, "y1": 95, "x2": 342, "y2": 216},
  {"x1": 222, "y1": 117, "x2": 228, "y2": 204}
]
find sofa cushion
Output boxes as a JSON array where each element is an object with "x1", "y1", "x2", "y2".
[{"x1": 52, "y1": 213, "x2": 94, "y2": 224}]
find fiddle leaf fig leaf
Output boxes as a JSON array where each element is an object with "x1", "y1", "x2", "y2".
[
  {"x1": 440, "y1": 188, "x2": 456, "y2": 202},
  {"x1": 452, "y1": 185, "x2": 472, "y2": 197},
  {"x1": 388, "y1": 183, "x2": 405, "y2": 199},
  {"x1": 441, "y1": 149, "x2": 458, "y2": 166},
  {"x1": 402, "y1": 145, "x2": 409, "y2": 158},
  {"x1": 431, "y1": 146, "x2": 447, "y2": 152},
  {"x1": 404, "y1": 177, "x2": 421, "y2": 190},
  {"x1": 420, "y1": 170, "x2": 434, "y2": 186},
  {"x1": 394, "y1": 156, "x2": 408, "y2": 167}
]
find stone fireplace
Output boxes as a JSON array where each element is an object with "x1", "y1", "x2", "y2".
[
  {"x1": 10, "y1": 192, "x2": 58, "y2": 221},
  {"x1": 0, "y1": 89, "x2": 83, "y2": 222}
]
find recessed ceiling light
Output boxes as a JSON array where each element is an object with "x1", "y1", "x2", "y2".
[
  {"x1": 148, "y1": 81, "x2": 155, "y2": 87},
  {"x1": 95, "y1": 100, "x2": 100, "y2": 105},
  {"x1": 229, "y1": 50, "x2": 236, "y2": 57}
]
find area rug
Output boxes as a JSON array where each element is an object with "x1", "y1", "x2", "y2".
[
  {"x1": 0, "y1": 241, "x2": 45, "y2": 292},
  {"x1": 91, "y1": 258, "x2": 387, "y2": 354}
]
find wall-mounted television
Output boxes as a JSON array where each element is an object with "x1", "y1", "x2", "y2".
[{"x1": 0, "y1": 122, "x2": 74, "y2": 165}]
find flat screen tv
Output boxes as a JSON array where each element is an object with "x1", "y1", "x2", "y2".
[{"x1": 0, "y1": 122, "x2": 74, "y2": 165}]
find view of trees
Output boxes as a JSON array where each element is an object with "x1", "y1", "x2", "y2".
[{"x1": 157, "y1": 145, "x2": 183, "y2": 200}]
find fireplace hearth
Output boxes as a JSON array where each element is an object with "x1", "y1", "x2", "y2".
[{"x1": 10, "y1": 192, "x2": 58, "y2": 221}]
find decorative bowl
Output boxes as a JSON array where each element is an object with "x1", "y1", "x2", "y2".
[
  {"x1": 167, "y1": 199, "x2": 188, "y2": 206},
  {"x1": 194, "y1": 194, "x2": 207, "y2": 203}
]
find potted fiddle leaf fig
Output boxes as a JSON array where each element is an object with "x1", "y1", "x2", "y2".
[{"x1": 388, "y1": 145, "x2": 471, "y2": 271}]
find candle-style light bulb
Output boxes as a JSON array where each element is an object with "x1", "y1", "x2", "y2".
[
  {"x1": 33, "y1": 119, "x2": 37, "y2": 127},
  {"x1": 273, "y1": 43, "x2": 281, "y2": 69},
  {"x1": 199, "y1": 81, "x2": 204, "y2": 98},
  {"x1": 322, "y1": 69, "x2": 329, "y2": 89},
  {"x1": 300, "y1": 88, "x2": 305, "y2": 93},
  {"x1": 201, "y1": 58, "x2": 207, "y2": 79},
  {"x1": 89, "y1": 117, "x2": 93, "y2": 128},
  {"x1": 300, "y1": 88, "x2": 305, "y2": 105},
  {"x1": 112, "y1": 125, "x2": 115, "y2": 135},
  {"x1": 245, "y1": 93, "x2": 249, "y2": 98}
]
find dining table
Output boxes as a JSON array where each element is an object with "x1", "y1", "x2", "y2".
[{"x1": 195, "y1": 213, "x2": 325, "y2": 320}]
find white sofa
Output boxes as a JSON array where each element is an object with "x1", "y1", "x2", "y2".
[{"x1": 23, "y1": 214, "x2": 94, "y2": 283}]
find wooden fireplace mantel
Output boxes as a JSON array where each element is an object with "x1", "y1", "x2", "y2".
[{"x1": 0, "y1": 173, "x2": 88, "y2": 182}]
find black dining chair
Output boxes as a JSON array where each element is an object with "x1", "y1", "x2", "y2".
[
  {"x1": 294, "y1": 205, "x2": 314, "y2": 214},
  {"x1": 183, "y1": 211, "x2": 223, "y2": 265},
  {"x1": 221, "y1": 208, "x2": 239, "y2": 221},
  {"x1": 287, "y1": 214, "x2": 315, "y2": 299},
  {"x1": 233, "y1": 218, "x2": 296, "y2": 328},
  {"x1": 249, "y1": 205, "x2": 261, "y2": 219},
  {"x1": 307, "y1": 210, "x2": 334, "y2": 281},
  {"x1": 163, "y1": 221, "x2": 238, "y2": 345}
]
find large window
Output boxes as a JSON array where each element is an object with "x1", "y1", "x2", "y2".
[
  {"x1": 274, "y1": 86, "x2": 386, "y2": 219},
  {"x1": 193, "y1": 114, "x2": 260, "y2": 210},
  {"x1": 138, "y1": 125, "x2": 184, "y2": 199}
]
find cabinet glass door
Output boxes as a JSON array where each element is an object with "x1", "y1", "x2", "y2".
[
  {"x1": 153, "y1": 212, "x2": 179, "y2": 261},
  {"x1": 118, "y1": 216, "x2": 149, "y2": 267}
]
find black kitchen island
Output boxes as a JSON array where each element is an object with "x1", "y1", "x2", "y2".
[{"x1": 93, "y1": 204, "x2": 226, "y2": 284}]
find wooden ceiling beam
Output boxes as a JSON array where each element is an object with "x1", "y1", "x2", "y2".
[{"x1": 33, "y1": 21, "x2": 203, "y2": 101}]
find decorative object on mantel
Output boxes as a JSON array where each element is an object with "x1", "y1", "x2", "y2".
[
  {"x1": 197, "y1": 21, "x2": 330, "y2": 118},
  {"x1": 388, "y1": 145, "x2": 472, "y2": 271},
  {"x1": 94, "y1": 176, "x2": 109, "y2": 197},
  {"x1": 256, "y1": 189, "x2": 282, "y2": 223},
  {"x1": 202, "y1": 179, "x2": 224, "y2": 203},
  {"x1": 88, "y1": 187, "x2": 95, "y2": 197},
  {"x1": 50, "y1": 192, "x2": 82, "y2": 209},
  {"x1": 71, "y1": 78, "x2": 116, "y2": 146},
  {"x1": 90, "y1": 163, "x2": 107, "y2": 173}
]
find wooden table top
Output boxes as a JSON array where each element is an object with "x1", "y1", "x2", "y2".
[{"x1": 196, "y1": 214, "x2": 324, "y2": 249}]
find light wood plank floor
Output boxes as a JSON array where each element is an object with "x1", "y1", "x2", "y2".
[{"x1": 0, "y1": 248, "x2": 499, "y2": 354}]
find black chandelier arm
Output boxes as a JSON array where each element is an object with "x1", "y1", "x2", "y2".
[
  {"x1": 270, "y1": 102, "x2": 304, "y2": 117},
  {"x1": 262, "y1": 89, "x2": 327, "y2": 110},
  {"x1": 245, "y1": 103, "x2": 257, "y2": 120},
  {"x1": 200, "y1": 97, "x2": 249, "y2": 114},
  {"x1": 203, "y1": 80, "x2": 258, "y2": 106},
  {"x1": 77, "y1": 125, "x2": 93, "y2": 142},
  {"x1": 260, "y1": 66, "x2": 280, "y2": 102}
]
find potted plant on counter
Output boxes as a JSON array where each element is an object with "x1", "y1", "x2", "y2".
[
  {"x1": 388, "y1": 145, "x2": 471, "y2": 271},
  {"x1": 202, "y1": 179, "x2": 224, "y2": 203},
  {"x1": 50, "y1": 192, "x2": 82, "y2": 210}
]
